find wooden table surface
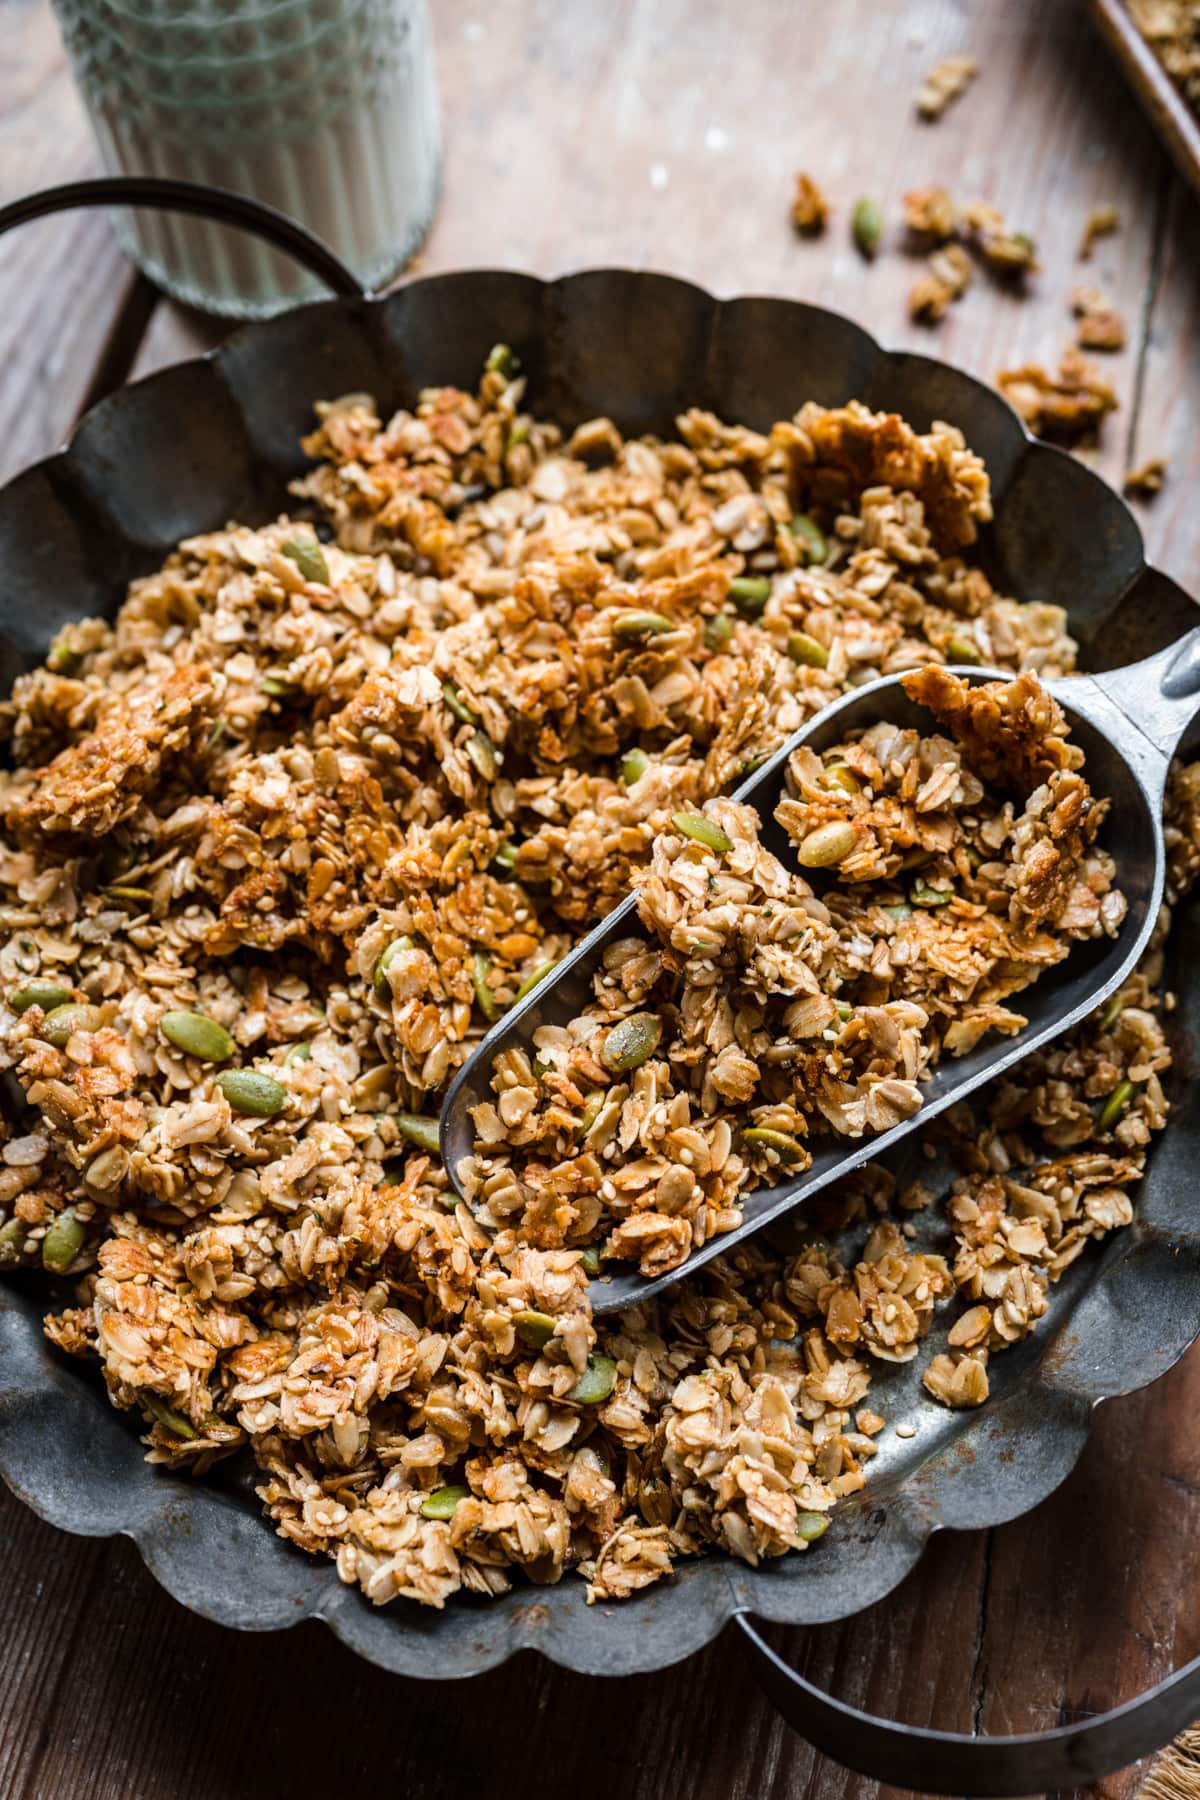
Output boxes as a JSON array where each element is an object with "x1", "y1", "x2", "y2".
[{"x1": 2, "y1": 1, "x2": 1199, "y2": 1795}]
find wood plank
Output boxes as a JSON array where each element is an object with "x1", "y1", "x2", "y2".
[
  {"x1": 1121, "y1": 175, "x2": 1200, "y2": 597},
  {"x1": 0, "y1": 1491, "x2": 109, "y2": 1799},
  {"x1": 971, "y1": 1337, "x2": 1200, "y2": 1800},
  {"x1": 0, "y1": 0, "x2": 141, "y2": 482}
]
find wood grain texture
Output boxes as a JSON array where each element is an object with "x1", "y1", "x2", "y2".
[
  {"x1": 1124, "y1": 176, "x2": 1200, "y2": 595},
  {"x1": 0, "y1": 0, "x2": 140, "y2": 480},
  {"x1": 1, "y1": 1, "x2": 1199, "y2": 1796}
]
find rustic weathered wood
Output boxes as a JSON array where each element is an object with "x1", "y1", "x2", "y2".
[
  {"x1": 0, "y1": 0, "x2": 140, "y2": 480},
  {"x1": 1123, "y1": 175, "x2": 1200, "y2": 597},
  {"x1": 1, "y1": 0, "x2": 1199, "y2": 1795}
]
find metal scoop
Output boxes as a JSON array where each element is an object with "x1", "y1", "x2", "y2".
[{"x1": 442, "y1": 628, "x2": 1200, "y2": 1314}]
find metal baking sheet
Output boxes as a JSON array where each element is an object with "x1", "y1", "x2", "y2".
[{"x1": 1091, "y1": 0, "x2": 1200, "y2": 208}]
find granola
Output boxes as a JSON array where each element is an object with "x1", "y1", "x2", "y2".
[
  {"x1": 1071, "y1": 286, "x2": 1126, "y2": 353},
  {"x1": 909, "y1": 243, "x2": 973, "y2": 322},
  {"x1": 916, "y1": 54, "x2": 979, "y2": 121},
  {"x1": 1125, "y1": 455, "x2": 1168, "y2": 498},
  {"x1": 791, "y1": 173, "x2": 829, "y2": 237},
  {"x1": 0, "y1": 366, "x2": 1188, "y2": 1612},
  {"x1": 996, "y1": 348, "x2": 1120, "y2": 441},
  {"x1": 959, "y1": 200, "x2": 1038, "y2": 278},
  {"x1": 1079, "y1": 204, "x2": 1120, "y2": 260}
]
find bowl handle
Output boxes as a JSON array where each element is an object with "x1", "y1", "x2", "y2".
[
  {"x1": 0, "y1": 176, "x2": 367, "y2": 300},
  {"x1": 737, "y1": 1611, "x2": 1200, "y2": 1794}
]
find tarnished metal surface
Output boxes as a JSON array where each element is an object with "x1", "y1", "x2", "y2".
[{"x1": 0, "y1": 269, "x2": 1198, "y2": 1680}]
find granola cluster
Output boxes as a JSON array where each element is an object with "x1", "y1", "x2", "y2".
[
  {"x1": 0, "y1": 365, "x2": 1187, "y2": 1610},
  {"x1": 996, "y1": 348, "x2": 1121, "y2": 443}
]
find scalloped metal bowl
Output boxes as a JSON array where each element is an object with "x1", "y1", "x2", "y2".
[{"x1": 2, "y1": 269, "x2": 1199, "y2": 1680}]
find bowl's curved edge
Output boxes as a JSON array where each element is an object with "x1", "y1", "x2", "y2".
[{"x1": 1, "y1": 267, "x2": 1198, "y2": 1684}]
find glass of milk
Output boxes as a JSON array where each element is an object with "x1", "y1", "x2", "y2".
[{"x1": 50, "y1": 0, "x2": 441, "y2": 317}]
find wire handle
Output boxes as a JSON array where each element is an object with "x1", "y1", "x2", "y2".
[
  {"x1": 0, "y1": 176, "x2": 367, "y2": 301},
  {"x1": 738, "y1": 1612, "x2": 1200, "y2": 1794}
]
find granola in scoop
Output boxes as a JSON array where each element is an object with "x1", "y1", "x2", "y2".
[{"x1": 463, "y1": 670, "x2": 1122, "y2": 1279}]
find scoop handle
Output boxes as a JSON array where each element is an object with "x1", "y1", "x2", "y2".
[{"x1": 1086, "y1": 621, "x2": 1200, "y2": 759}]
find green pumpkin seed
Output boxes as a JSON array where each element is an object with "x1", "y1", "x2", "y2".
[
  {"x1": 672, "y1": 811, "x2": 733, "y2": 854},
  {"x1": 789, "y1": 513, "x2": 828, "y2": 564},
  {"x1": 466, "y1": 730, "x2": 499, "y2": 782},
  {"x1": 395, "y1": 1113, "x2": 442, "y2": 1156},
  {"x1": 103, "y1": 885, "x2": 154, "y2": 903},
  {"x1": 216, "y1": 1070, "x2": 288, "y2": 1117},
  {"x1": 10, "y1": 981, "x2": 72, "y2": 1015},
  {"x1": 143, "y1": 1394, "x2": 198, "y2": 1440},
  {"x1": 373, "y1": 936, "x2": 414, "y2": 1000},
  {"x1": 853, "y1": 196, "x2": 883, "y2": 257},
  {"x1": 882, "y1": 902, "x2": 913, "y2": 921},
  {"x1": 704, "y1": 612, "x2": 735, "y2": 650},
  {"x1": 579, "y1": 1245, "x2": 602, "y2": 1276},
  {"x1": 442, "y1": 681, "x2": 481, "y2": 726},
  {"x1": 611, "y1": 610, "x2": 674, "y2": 642},
  {"x1": 491, "y1": 841, "x2": 518, "y2": 873},
  {"x1": 0, "y1": 1218, "x2": 27, "y2": 1261},
  {"x1": 900, "y1": 846, "x2": 933, "y2": 872},
  {"x1": 728, "y1": 576, "x2": 772, "y2": 615},
  {"x1": 85, "y1": 1146, "x2": 128, "y2": 1192},
  {"x1": 787, "y1": 631, "x2": 829, "y2": 669},
  {"x1": 796, "y1": 1511, "x2": 830, "y2": 1542},
  {"x1": 1096, "y1": 1079, "x2": 1137, "y2": 1133},
  {"x1": 47, "y1": 641, "x2": 82, "y2": 676},
  {"x1": 579, "y1": 1092, "x2": 606, "y2": 1136},
  {"x1": 421, "y1": 1484, "x2": 470, "y2": 1520},
  {"x1": 485, "y1": 343, "x2": 519, "y2": 376},
  {"x1": 472, "y1": 949, "x2": 501, "y2": 1022},
  {"x1": 910, "y1": 879, "x2": 954, "y2": 908},
  {"x1": 601, "y1": 1011, "x2": 663, "y2": 1073},
  {"x1": 1099, "y1": 994, "x2": 1124, "y2": 1031},
  {"x1": 42, "y1": 1207, "x2": 84, "y2": 1274},
  {"x1": 742, "y1": 1127, "x2": 806, "y2": 1161},
  {"x1": 40, "y1": 1003, "x2": 103, "y2": 1047},
  {"x1": 824, "y1": 762, "x2": 861, "y2": 794},
  {"x1": 945, "y1": 636, "x2": 982, "y2": 664},
  {"x1": 280, "y1": 536, "x2": 330, "y2": 585},
  {"x1": 260, "y1": 673, "x2": 299, "y2": 700},
  {"x1": 506, "y1": 422, "x2": 530, "y2": 451},
  {"x1": 282, "y1": 1042, "x2": 313, "y2": 1067},
  {"x1": 515, "y1": 960, "x2": 557, "y2": 1002},
  {"x1": 796, "y1": 821, "x2": 858, "y2": 868},
  {"x1": 159, "y1": 1011, "x2": 235, "y2": 1063},
  {"x1": 569, "y1": 1353, "x2": 617, "y2": 1405},
  {"x1": 513, "y1": 1309, "x2": 558, "y2": 1350},
  {"x1": 621, "y1": 747, "x2": 651, "y2": 786}
]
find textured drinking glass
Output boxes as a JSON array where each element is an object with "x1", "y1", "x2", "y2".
[{"x1": 50, "y1": 0, "x2": 441, "y2": 317}]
